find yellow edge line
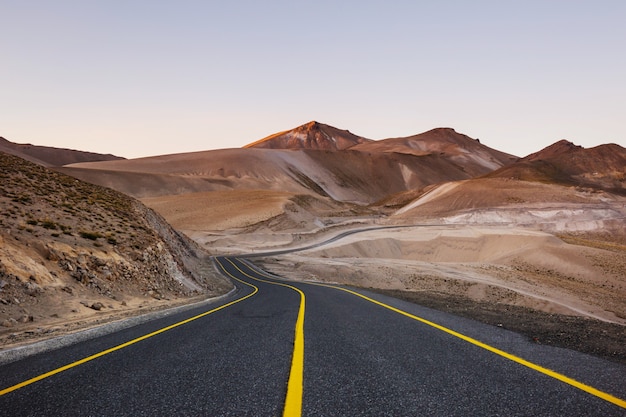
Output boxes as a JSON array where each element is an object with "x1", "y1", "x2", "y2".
[
  {"x1": 223, "y1": 258, "x2": 305, "y2": 417},
  {"x1": 0, "y1": 258, "x2": 258, "y2": 397},
  {"x1": 307, "y1": 281, "x2": 626, "y2": 410}
]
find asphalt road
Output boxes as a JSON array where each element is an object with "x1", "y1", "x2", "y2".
[{"x1": 1, "y1": 256, "x2": 625, "y2": 416}]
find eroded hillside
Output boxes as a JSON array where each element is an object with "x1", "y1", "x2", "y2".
[{"x1": 0, "y1": 152, "x2": 230, "y2": 346}]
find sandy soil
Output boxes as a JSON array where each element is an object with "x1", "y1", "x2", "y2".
[
  {"x1": 251, "y1": 224, "x2": 626, "y2": 363},
  {"x1": 257, "y1": 226, "x2": 626, "y2": 324},
  {"x1": 141, "y1": 190, "x2": 294, "y2": 231},
  {"x1": 391, "y1": 178, "x2": 626, "y2": 222}
]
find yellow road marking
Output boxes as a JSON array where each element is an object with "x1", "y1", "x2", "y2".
[
  {"x1": 306, "y1": 281, "x2": 626, "y2": 410},
  {"x1": 0, "y1": 259, "x2": 258, "y2": 397},
  {"x1": 223, "y1": 258, "x2": 305, "y2": 417}
]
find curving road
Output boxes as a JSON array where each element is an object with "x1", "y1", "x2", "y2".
[{"x1": 1, "y1": 256, "x2": 625, "y2": 416}]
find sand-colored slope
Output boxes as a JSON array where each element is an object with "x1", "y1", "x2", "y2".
[
  {"x1": 394, "y1": 178, "x2": 613, "y2": 216},
  {"x1": 266, "y1": 226, "x2": 626, "y2": 324},
  {"x1": 61, "y1": 146, "x2": 490, "y2": 204},
  {"x1": 391, "y1": 178, "x2": 626, "y2": 233},
  {"x1": 60, "y1": 149, "x2": 315, "y2": 198},
  {"x1": 65, "y1": 148, "x2": 293, "y2": 176},
  {"x1": 141, "y1": 190, "x2": 294, "y2": 231}
]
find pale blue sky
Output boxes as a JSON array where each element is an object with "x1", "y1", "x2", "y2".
[{"x1": 2, "y1": 1, "x2": 625, "y2": 158}]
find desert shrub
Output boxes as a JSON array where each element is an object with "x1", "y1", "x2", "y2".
[
  {"x1": 12, "y1": 195, "x2": 31, "y2": 204},
  {"x1": 41, "y1": 219, "x2": 58, "y2": 229},
  {"x1": 106, "y1": 233, "x2": 118, "y2": 245},
  {"x1": 80, "y1": 231, "x2": 102, "y2": 241}
]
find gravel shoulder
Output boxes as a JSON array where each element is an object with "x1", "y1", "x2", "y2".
[{"x1": 370, "y1": 288, "x2": 626, "y2": 365}]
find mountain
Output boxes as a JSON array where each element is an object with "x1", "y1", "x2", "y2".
[
  {"x1": 350, "y1": 128, "x2": 518, "y2": 176},
  {"x1": 0, "y1": 151, "x2": 230, "y2": 341},
  {"x1": 60, "y1": 124, "x2": 519, "y2": 207},
  {"x1": 486, "y1": 140, "x2": 626, "y2": 194},
  {"x1": 389, "y1": 139, "x2": 626, "y2": 231},
  {"x1": 244, "y1": 121, "x2": 371, "y2": 151},
  {"x1": 0, "y1": 136, "x2": 124, "y2": 167},
  {"x1": 524, "y1": 139, "x2": 582, "y2": 161},
  {"x1": 59, "y1": 145, "x2": 500, "y2": 205},
  {"x1": 48, "y1": 122, "x2": 625, "y2": 239}
]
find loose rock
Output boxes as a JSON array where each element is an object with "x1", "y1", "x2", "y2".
[{"x1": 90, "y1": 302, "x2": 104, "y2": 311}]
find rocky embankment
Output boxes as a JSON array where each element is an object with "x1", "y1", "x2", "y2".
[{"x1": 0, "y1": 152, "x2": 231, "y2": 347}]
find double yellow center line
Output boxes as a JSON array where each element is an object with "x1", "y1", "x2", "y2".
[
  {"x1": 2, "y1": 258, "x2": 624, "y2": 414},
  {"x1": 220, "y1": 258, "x2": 305, "y2": 417},
  {"x1": 0, "y1": 257, "x2": 307, "y2": 416},
  {"x1": 247, "y1": 263, "x2": 626, "y2": 412},
  {"x1": 306, "y1": 282, "x2": 626, "y2": 410}
]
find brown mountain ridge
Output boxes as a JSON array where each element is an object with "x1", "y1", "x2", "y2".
[
  {"x1": 0, "y1": 137, "x2": 124, "y2": 167},
  {"x1": 244, "y1": 121, "x2": 371, "y2": 151},
  {"x1": 60, "y1": 124, "x2": 517, "y2": 206},
  {"x1": 487, "y1": 140, "x2": 626, "y2": 194},
  {"x1": 350, "y1": 127, "x2": 518, "y2": 177}
]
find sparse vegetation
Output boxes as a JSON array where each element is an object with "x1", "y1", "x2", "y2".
[
  {"x1": 80, "y1": 231, "x2": 102, "y2": 241},
  {"x1": 41, "y1": 219, "x2": 58, "y2": 230}
]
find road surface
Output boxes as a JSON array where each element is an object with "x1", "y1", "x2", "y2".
[{"x1": 1, "y1": 256, "x2": 624, "y2": 416}]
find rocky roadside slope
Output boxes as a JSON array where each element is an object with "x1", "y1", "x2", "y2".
[{"x1": 0, "y1": 151, "x2": 231, "y2": 347}]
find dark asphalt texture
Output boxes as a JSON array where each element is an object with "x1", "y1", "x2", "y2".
[
  {"x1": 0, "y1": 258, "x2": 298, "y2": 416},
  {"x1": 1, "y1": 256, "x2": 625, "y2": 416},
  {"x1": 297, "y1": 283, "x2": 626, "y2": 416}
]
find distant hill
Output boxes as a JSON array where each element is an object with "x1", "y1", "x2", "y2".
[
  {"x1": 39, "y1": 121, "x2": 626, "y2": 236},
  {"x1": 388, "y1": 139, "x2": 626, "y2": 224},
  {"x1": 61, "y1": 124, "x2": 518, "y2": 205},
  {"x1": 350, "y1": 128, "x2": 518, "y2": 176},
  {"x1": 60, "y1": 147, "x2": 470, "y2": 204},
  {"x1": 486, "y1": 140, "x2": 626, "y2": 194},
  {"x1": 0, "y1": 136, "x2": 124, "y2": 167},
  {"x1": 244, "y1": 121, "x2": 371, "y2": 151}
]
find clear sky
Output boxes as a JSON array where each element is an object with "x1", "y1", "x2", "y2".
[{"x1": 2, "y1": 1, "x2": 625, "y2": 159}]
